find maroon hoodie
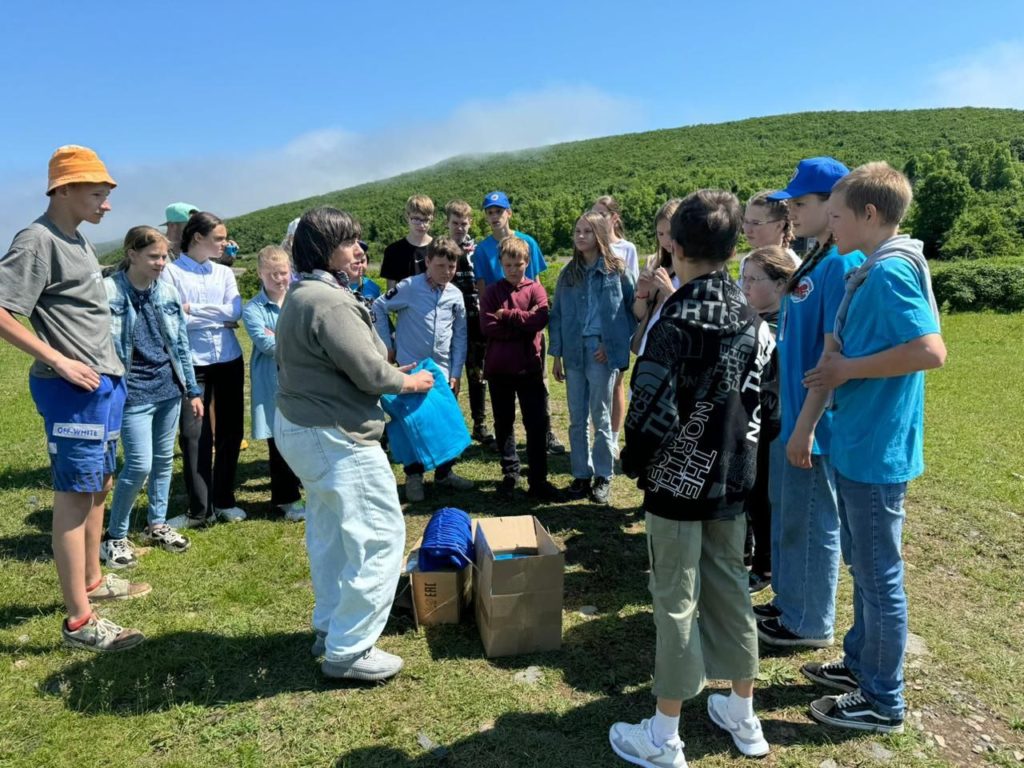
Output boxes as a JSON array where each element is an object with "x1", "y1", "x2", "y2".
[{"x1": 479, "y1": 276, "x2": 549, "y2": 377}]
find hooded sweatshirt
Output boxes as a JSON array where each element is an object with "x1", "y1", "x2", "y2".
[{"x1": 622, "y1": 270, "x2": 778, "y2": 521}]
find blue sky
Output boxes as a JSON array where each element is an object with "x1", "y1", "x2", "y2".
[{"x1": 2, "y1": 0, "x2": 1023, "y2": 241}]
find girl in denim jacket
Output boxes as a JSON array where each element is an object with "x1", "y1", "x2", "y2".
[
  {"x1": 550, "y1": 211, "x2": 636, "y2": 504},
  {"x1": 102, "y1": 227, "x2": 202, "y2": 567}
]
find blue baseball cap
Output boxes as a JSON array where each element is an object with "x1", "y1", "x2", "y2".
[
  {"x1": 767, "y1": 157, "x2": 850, "y2": 200},
  {"x1": 482, "y1": 191, "x2": 511, "y2": 210}
]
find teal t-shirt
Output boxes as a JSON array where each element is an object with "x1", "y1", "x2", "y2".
[
  {"x1": 830, "y1": 258, "x2": 940, "y2": 484},
  {"x1": 776, "y1": 245, "x2": 864, "y2": 454}
]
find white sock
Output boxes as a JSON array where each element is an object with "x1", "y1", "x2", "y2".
[
  {"x1": 612, "y1": 430, "x2": 620, "y2": 446},
  {"x1": 727, "y1": 691, "x2": 755, "y2": 722},
  {"x1": 650, "y1": 709, "x2": 680, "y2": 746}
]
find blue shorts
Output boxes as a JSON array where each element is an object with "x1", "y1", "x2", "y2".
[{"x1": 29, "y1": 374, "x2": 126, "y2": 493}]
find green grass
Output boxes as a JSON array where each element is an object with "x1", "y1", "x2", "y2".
[{"x1": 1, "y1": 314, "x2": 1023, "y2": 767}]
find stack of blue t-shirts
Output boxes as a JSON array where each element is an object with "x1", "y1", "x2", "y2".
[
  {"x1": 418, "y1": 507, "x2": 474, "y2": 572},
  {"x1": 381, "y1": 358, "x2": 471, "y2": 472}
]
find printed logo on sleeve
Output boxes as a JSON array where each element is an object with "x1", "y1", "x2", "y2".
[
  {"x1": 52, "y1": 423, "x2": 105, "y2": 440},
  {"x1": 791, "y1": 276, "x2": 814, "y2": 303}
]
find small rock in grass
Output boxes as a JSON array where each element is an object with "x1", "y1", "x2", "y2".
[
  {"x1": 819, "y1": 759, "x2": 838, "y2": 768},
  {"x1": 514, "y1": 666, "x2": 543, "y2": 685},
  {"x1": 14, "y1": 659, "x2": 28, "y2": 669},
  {"x1": 981, "y1": 734, "x2": 991, "y2": 742},
  {"x1": 863, "y1": 742, "x2": 893, "y2": 762},
  {"x1": 416, "y1": 732, "x2": 448, "y2": 758},
  {"x1": 933, "y1": 733, "x2": 947, "y2": 748},
  {"x1": 905, "y1": 632, "x2": 929, "y2": 657},
  {"x1": 972, "y1": 744, "x2": 985, "y2": 754},
  {"x1": 17, "y1": 635, "x2": 29, "y2": 644},
  {"x1": 579, "y1": 605, "x2": 598, "y2": 617},
  {"x1": 1012, "y1": 749, "x2": 1023, "y2": 761}
]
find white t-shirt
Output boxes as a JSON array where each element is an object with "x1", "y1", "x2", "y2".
[
  {"x1": 612, "y1": 239, "x2": 639, "y2": 280},
  {"x1": 638, "y1": 275, "x2": 682, "y2": 355}
]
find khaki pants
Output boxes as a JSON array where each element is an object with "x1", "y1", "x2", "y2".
[{"x1": 647, "y1": 512, "x2": 759, "y2": 701}]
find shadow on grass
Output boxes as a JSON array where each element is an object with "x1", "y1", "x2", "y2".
[
  {"x1": 39, "y1": 630, "x2": 330, "y2": 714},
  {"x1": 331, "y1": 687, "x2": 860, "y2": 767},
  {"x1": 0, "y1": 601, "x2": 63, "y2": 630}
]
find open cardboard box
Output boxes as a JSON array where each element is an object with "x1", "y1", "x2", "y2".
[
  {"x1": 473, "y1": 515, "x2": 565, "y2": 657},
  {"x1": 405, "y1": 535, "x2": 473, "y2": 628}
]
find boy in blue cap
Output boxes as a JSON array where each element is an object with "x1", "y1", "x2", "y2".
[
  {"x1": 473, "y1": 191, "x2": 565, "y2": 455},
  {"x1": 800, "y1": 162, "x2": 944, "y2": 733}
]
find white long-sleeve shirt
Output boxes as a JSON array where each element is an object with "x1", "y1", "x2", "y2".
[{"x1": 162, "y1": 254, "x2": 242, "y2": 365}]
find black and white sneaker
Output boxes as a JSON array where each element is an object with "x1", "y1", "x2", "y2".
[
  {"x1": 546, "y1": 432, "x2": 566, "y2": 455},
  {"x1": 99, "y1": 536, "x2": 137, "y2": 569},
  {"x1": 566, "y1": 478, "x2": 592, "y2": 500},
  {"x1": 752, "y1": 602, "x2": 782, "y2": 620},
  {"x1": 590, "y1": 477, "x2": 611, "y2": 505},
  {"x1": 809, "y1": 690, "x2": 904, "y2": 734},
  {"x1": 757, "y1": 617, "x2": 834, "y2": 648},
  {"x1": 801, "y1": 660, "x2": 858, "y2": 693},
  {"x1": 748, "y1": 572, "x2": 771, "y2": 594}
]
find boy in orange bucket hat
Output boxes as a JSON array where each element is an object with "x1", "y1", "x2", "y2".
[{"x1": 0, "y1": 145, "x2": 151, "y2": 652}]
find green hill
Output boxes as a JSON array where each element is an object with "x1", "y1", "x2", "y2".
[{"x1": 223, "y1": 107, "x2": 1024, "y2": 263}]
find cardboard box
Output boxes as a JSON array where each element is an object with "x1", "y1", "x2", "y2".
[
  {"x1": 474, "y1": 515, "x2": 564, "y2": 657},
  {"x1": 405, "y1": 538, "x2": 473, "y2": 627}
]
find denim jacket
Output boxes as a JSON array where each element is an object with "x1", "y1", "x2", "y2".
[
  {"x1": 105, "y1": 271, "x2": 202, "y2": 399},
  {"x1": 549, "y1": 260, "x2": 636, "y2": 370},
  {"x1": 242, "y1": 288, "x2": 281, "y2": 440}
]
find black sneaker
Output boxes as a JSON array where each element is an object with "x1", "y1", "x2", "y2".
[
  {"x1": 748, "y1": 572, "x2": 771, "y2": 594},
  {"x1": 546, "y1": 432, "x2": 566, "y2": 455},
  {"x1": 497, "y1": 476, "x2": 518, "y2": 499},
  {"x1": 809, "y1": 690, "x2": 904, "y2": 734},
  {"x1": 472, "y1": 423, "x2": 496, "y2": 446},
  {"x1": 566, "y1": 478, "x2": 591, "y2": 500},
  {"x1": 590, "y1": 476, "x2": 611, "y2": 505},
  {"x1": 757, "y1": 617, "x2": 834, "y2": 649},
  {"x1": 752, "y1": 602, "x2": 781, "y2": 620},
  {"x1": 527, "y1": 481, "x2": 565, "y2": 503},
  {"x1": 801, "y1": 660, "x2": 858, "y2": 693}
]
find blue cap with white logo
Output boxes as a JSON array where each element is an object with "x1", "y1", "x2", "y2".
[
  {"x1": 482, "y1": 191, "x2": 511, "y2": 210},
  {"x1": 767, "y1": 157, "x2": 850, "y2": 200}
]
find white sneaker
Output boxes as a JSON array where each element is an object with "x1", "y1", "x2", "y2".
[
  {"x1": 99, "y1": 537, "x2": 137, "y2": 569},
  {"x1": 435, "y1": 471, "x2": 473, "y2": 491},
  {"x1": 707, "y1": 693, "x2": 770, "y2": 757},
  {"x1": 405, "y1": 474, "x2": 425, "y2": 502},
  {"x1": 608, "y1": 719, "x2": 687, "y2": 768},
  {"x1": 279, "y1": 500, "x2": 306, "y2": 522},
  {"x1": 214, "y1": 506, "x2": 247, "y2": 523},
  {"x1": 321, "y1": 646, "x2": 404, "y2": 681}
]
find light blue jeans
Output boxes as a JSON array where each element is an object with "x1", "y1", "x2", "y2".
[
  {"x1": 837, "y1": 472, "x2": 908, "y2": 719},
  {"x1": 273, "y1": 412, "x2": 405, "y2": 662},
  {"x1": 108, "y1": 395, "x2": 182, "y2": 538},
  {"x1": 769, "y1": 439, "x2": 840, "y2": 640},
  {"x1": 564, "y1": 336, "x2": 617, "y2": 480}
]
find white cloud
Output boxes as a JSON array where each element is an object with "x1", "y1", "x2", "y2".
[
  {"x1": 928, "y1": 40, "x2": 1024, "y2": 108},
  {"x1": 0, "y1": 85, "x2": 643, "y2": 245}
]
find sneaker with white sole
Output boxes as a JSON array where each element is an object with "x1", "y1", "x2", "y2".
[
  {"x1": 608, "y1": 719, "x2": 687, "y2": 768},
  {"x1": 435, "y1": 471, "x2": 473, "y2": 491},
  {"x1": 706, "y1": 693, "x2": 770, "y2": 757},
  {"x1": 166, "y1": 512, "x2": 213, "y2": 529},
  {"x1": 809, "y1": 689, "x2": 904, "y2": 734},
  {"x1": 86, "y1": 573, "x2": 152, "y2": 601},
  {"x1": 405, "y1": 474, "x2": 425, "y2": 503},
  {"x1": 214, "y1": 506, "x2": 247, "y2": 523},
  {"x1": 801, "y1": 660, "x2": 858, "y2": 693},
  {"x1": 321, "y1": 646, "x2": 404, "y2": 682},
  {"x1": 99, "y1": 536, "x2": 137, "y2": 569},
  {"x1": 142, "y1": 523, "x2": 191, "y2": 553},
  {"x1": 757, "y1": 617, "x2": 834, "y2": 648},
  {"x1": 279, "y1": 500, "x2": 306, "y2": 522},
  {"x1": 63, "y1": 613, "x2": 144, "y2": 652}
]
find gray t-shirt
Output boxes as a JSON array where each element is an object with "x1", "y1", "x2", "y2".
[{"x1": 0, "y1": 215, "x2": 124, "y2": 378}]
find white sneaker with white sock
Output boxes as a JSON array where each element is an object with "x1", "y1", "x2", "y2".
[
  {"x1": 608, "y1": 718, "x2": 687, "y2": 768},
  {"x1": 707, "y1": 692, "x2": 769, "y2": 757}
]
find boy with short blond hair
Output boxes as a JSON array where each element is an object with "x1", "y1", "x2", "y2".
[
  {"x1": 480, "y1": 237, "x2": 562, "y2": 501},
  {"x1": 800, "y1": 162, "x2": 945, "y2": 734},
  {"x1": 380, "y1": 194, "x2": 435, "y2": 290},
  {"x1": 372, "y1": 236, "x2": 471, "y2": 502},
  {"x1": 445, "y1": 199, "x2": 493, "y2": 445}
]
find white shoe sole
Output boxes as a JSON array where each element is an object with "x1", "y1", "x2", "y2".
[{"x1": 707, "y1": 696, "x2": 770, "y2": 758}]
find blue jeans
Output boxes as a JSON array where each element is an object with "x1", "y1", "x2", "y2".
[
  {"x1": 274, "y1": 412, "x2": 405, "y2": 662},
  {"x1": 108, "y1": 395, "x2": 181, "y2": 537},
  {"x1": 565, "y1": 336, "x2": 617, "y2": 480},
  {"x1": 837, "y1": 472, "x2": 908, "y2": 719},
  {"x1": 769, "y1": 439, "x2": 840, "y2": 640}
]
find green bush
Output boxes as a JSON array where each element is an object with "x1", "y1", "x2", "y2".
[
  {"x1": 236, "y1": 266, "x2": 261, "y2": 300},
  {"x1": 940, "y1": 205, "x2": 1023, "y2": 260},
  {"x1": 931, "y1": 261, "x2": 1024, "y2": 312}
]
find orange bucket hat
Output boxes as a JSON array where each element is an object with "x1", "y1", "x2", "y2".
[{"x1": 47, "y1": 145, "x2": 117, "y2": 195}]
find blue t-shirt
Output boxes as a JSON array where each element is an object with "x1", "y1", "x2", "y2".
[
  {"x1": 473, "y1": 231, "x2": 547, "y2": 286},
  {"x1": 776, "y1": 245, "x2": 864, "y2": 453},
  {"x1": 830, "y1": 258, "x2": 940, "y2": 484},
  {"x1": 353, "y1": 276, "x2": 382, "y2": 301}
]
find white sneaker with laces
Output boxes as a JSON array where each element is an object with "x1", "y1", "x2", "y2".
[
  {"x1": 279, "y1": 500, "x2": 306, "y2": 522},
  {"x1": 707, "y1": 693, "x2": 770, "y2": 757},
  {"x1": 608, "y1": 718, "x2": 687, "y2": 768},
  {"x1": 214, "y1": 506, "x2": 247, "y2": 523},
  {"x1": 99, "y1": 537, "x2": 137, "y2": 569}
]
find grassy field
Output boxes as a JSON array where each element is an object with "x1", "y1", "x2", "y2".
[{"x1": 1, "y1": 313, "x2": 1022, "y2": 768}]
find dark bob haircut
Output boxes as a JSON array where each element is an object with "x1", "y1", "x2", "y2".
[
  {"x1": 292, "y1": 206, "x2": 362, "y2": 274},
  {"x1": 670, "y1": 189, "x2": 743, "y2": 264}
]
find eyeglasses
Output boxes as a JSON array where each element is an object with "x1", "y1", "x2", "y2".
[{"x1": 743, "y1": 218, "x2": 781, "y2": 227}]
